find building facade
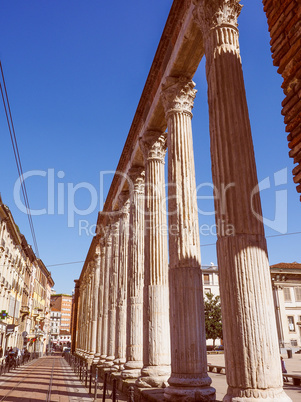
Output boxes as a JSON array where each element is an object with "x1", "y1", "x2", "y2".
[
  {"x1": 0, "y1": 195, "x2": 54, "y2": 355},
  {"x1": 271, "y1": 263, "x2": 301, "y2": 351},
  {"x1": 50, "y1": 293, "x2": 72, "y2": 348}
]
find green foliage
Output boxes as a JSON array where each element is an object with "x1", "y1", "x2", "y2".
[
  {"x1": 0, "y1": 310, "x2": 7, "y2": 320},
  {"x1": 204, "y1": 292, "x2": 223, "y2": 346}
]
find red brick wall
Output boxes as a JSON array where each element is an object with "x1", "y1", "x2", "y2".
[{"x1": 263, "y1": 0, "x2": 301, "y2": 199}]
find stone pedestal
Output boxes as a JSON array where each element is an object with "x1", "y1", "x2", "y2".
[
  {"x1": 193, "y1": 1, "x2": 291, "y2": 401},
  {"x1": 161, "y1": 76, "x2": 215, "y2": 401},
  {"x1": 121, "y1": 167, "x2": 145, "y2": 379},
  {"x1": 136, "y1": 131, "x2": 170, "y2": 388}
]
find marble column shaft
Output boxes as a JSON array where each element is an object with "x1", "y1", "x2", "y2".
[
  {"x1": 95, "y1": 239, "x2": 105, "y2": 361},
  {"x1": 105, "y1": 215, "x2": 120, "y2": 366},
  {"x1": 122, "y1": 167, "x2": 145, "y2": 379},
  {"x1": 161, "y1": 76, "x2": 215, "y2": 401},
  {"x1": 100, "y1": 225, "x2": 112, "y2": 363},
  {"x1": 90, "y1": 247, "x2": 101, "y2": 362},
  {"x1": 138, "y1": 131, "x2": 171, "y2": 388},
  {"x1": 194, "y1": 1, "x2": 291, "y2": 401},
  {"x1": 114, "y1": 192, "x2": 130, "y2": 370}
]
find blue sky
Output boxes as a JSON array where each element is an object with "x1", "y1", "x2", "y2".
[{"x1": 0, "y1": 0, "x2": 300, "y2": 294}]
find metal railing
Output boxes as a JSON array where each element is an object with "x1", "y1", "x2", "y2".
[{"x1": 64, "y1": 353, "x2": 125, "y2": 401}]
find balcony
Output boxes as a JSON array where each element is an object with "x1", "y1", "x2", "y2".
[{"x1": 20, "y1": 306, "x2": 30, "y2": 316}]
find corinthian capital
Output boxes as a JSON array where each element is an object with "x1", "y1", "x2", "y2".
[
  {"x1": 140, "y1": 131, "x2": 167, "y2": 164},
  {"x1": 128, "y1": 166, "x2": 145, "y2": 194},
  {"x1": 193, "y1": 0, "x2": 242, "y2": 34},
  {"x1": 118, "y1": 190, "x2": 130, "y2": 216},
  {"x1": 161, "y1": 76, "x2": 197, "y2": 116}
]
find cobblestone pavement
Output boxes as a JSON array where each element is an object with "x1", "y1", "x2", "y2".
[{"x1": 0, "y1": 356, "x2": 94, "y2": 401}]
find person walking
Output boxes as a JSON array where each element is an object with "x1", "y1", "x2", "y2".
[{"x1": 281, "y1": 356, "x2": 288, "y2": 382}]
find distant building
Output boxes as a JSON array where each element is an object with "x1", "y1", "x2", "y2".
[
  {"x1": 202, "y1": 262, "x2": 301, "y2": 350},
  {"x1": 271, "y1": 262, "x2": 301, "y2": 351},
  {"x1": 0, "y1": 194, "x2": 54, "y2": 355},
  {"x1": 50, "y1": 293, "x2": 72, "y2": 347}
]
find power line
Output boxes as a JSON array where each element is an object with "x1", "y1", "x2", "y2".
[
  {"x1": 46, "y1": 231, "x2": 301, "y2": 268},
  {"x1": 47, "y1": 261, "x2": 85, "y2": 268},
  {"x1": 0, "y1": 60, "x2": 39, "y2": 257},
  {"x1": 200, "y1": 231, "x2": 301, "y2": 247}
]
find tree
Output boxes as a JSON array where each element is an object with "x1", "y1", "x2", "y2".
[{"x1": 204, "y1": 292, "x2": 223, "y2": 347}]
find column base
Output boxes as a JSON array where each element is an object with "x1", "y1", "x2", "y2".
[
  {"x1": 121, "y1": 360, "x2": 143, "y2": 379},
  {"x1": 102, "y1": 355, "x2": 115, "y2": 368},
  {"x1": 136, "y1": 365, "x2": 171, "y2": 388},
  {"x1": 223, "y1": 386, "x2": 292, "y2": 402},
  {"x1": 93, "y1": 353, "x2": 101, "y2": 364},
  {"x1": 164, "y1": 385, "x2": 216, "y2": 401}
]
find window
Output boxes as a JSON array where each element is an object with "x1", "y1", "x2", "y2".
[
  {"x1": 288, "y1": 316, "x2": 295, "y2": 332},
  {"x1": 283, "y1": 287, "x2": 292, "y2": 302},
  {"x1": 294, "y1": 287, "x2": 301, "y2": 302},
  {"x1": 291, "y1": 339, "x2": 298, "y2": 347},
  {"x1": 203, "y1": 274, "x2": 210, "y2": 285}
]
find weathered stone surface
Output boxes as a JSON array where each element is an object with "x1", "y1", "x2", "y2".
[{"x1": 136, "y1": 131, "x2": 171, "y2": 388}]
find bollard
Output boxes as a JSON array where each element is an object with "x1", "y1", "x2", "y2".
[
  {"x1": 85, "y1": 364, "x2": 88, "y2": 388},
  {"x1": 128, "y1": 386, "x2": 135, "y2": 402},
  {"x1": 89, "y1": 365, "x2": 92, "y2": 394},
  {"x1": 112, "y1": 378, "x2": 117, "y2": 402},
  {"x1": 102, "y1": 373, "x2": 107, "y2": 402},
  {"x1": 94, "y1": 368, "x2": 98, "y2": 401}
]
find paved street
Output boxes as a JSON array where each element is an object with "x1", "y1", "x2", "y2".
[
  {"x1": 0, "y1": 354, "x2": 300, "y2": 401},
  {"x1": 0, "y1": 355, "x2": 128, "y2": 402}
]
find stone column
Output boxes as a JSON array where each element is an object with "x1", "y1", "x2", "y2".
[
  {"x1": 104, "y1": 215, "x2": 120, "y2": 368},
  {"x1": 114, "y1": 192, "x2": 130, "y2": 371},
  {"x1": 137, "y1": 131, "x2": 170, "y2": 388},
  {"x1": 100, "y1": 225, "x2": 112, "y2": 364},
  {"x1": 86, "y1": 272, "x2": 93, "y2": 358},
  {"x1": 193, "y1": 1, "x2": 291, "y2": 401},
  {"x1": 95, "y1": 238, "x2": 105, "y2": 363},
  {"x1": 161, "y1": 77, "x2": 215, "y2": 401},
  {"x1": 90, "y1": 246, "x2": 101, "y2": 364},
  {"x1": 71, "y1": 280, "x2": 80, "y2": 354},
  {"x1": 121, "y1": 167, "x2": 145, "y2": 379}
]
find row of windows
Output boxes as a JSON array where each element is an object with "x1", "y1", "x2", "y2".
[
  {"x1": 283, "y1": 287, "x2": 301, "y2": 302},
  {"x1": 287, "y1": 315, "x2": 301, "y2": 333}
]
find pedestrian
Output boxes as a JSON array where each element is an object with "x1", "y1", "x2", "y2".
[
  {"x1": 281, "y1": 356, "x2": 288, "y2": 382},
  {"x1": 0, "y1": 346, "x2": 3, "y2": 358}
]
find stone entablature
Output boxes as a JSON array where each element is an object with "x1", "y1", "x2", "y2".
[
  {"x1": 263, "y1": 0, "x2": 301, "y2": 200},
  {"x1": 74, "y1": 1, "x2": 291, "y2": 401}
]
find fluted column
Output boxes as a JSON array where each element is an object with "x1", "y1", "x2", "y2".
[
  {"x1": 100, "y1": 225, "x2": 112, "y2": 364},
  {"x1": 95, "y1": 238, "x2": 105, "y2": 363},
  {"x1": 161, "y1": 77, "x2": 215, "y2": 401},
  {"x1": 86, "y1": 272, "x2": 93, "y2": 357},
  {"x1": 114, "y1": 191, "x2": 130, "y2": 371},
  {"x1": 104, "y1": 215, "x2": 120, "y2": 368},
  {"x1": 89, "y1": 246, "x2": 101, "y2": 363},
  {"x1": 121, "y1": 167, "x2": 145, "y2": 379},
  {"x1": 137, "y1": 131, "x2": 170, "y2": 388},
  {"x1": 194, "y1": 1, "x2": 291, "y2": 401},
  {"x1": 72, "y1": 280, "x2": 80, "y2": 354}
]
